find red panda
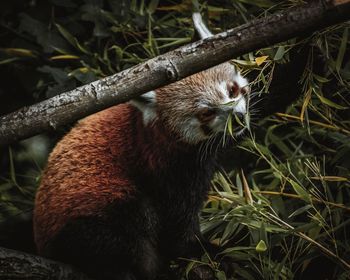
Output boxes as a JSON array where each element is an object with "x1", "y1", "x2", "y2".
[{"x1": 33, "y1": 14, "x2": 250, "y2": 280}]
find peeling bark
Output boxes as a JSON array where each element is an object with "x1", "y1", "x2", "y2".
[{"x1": 0, "y1": 0, "x2": 350, "y2": 145}]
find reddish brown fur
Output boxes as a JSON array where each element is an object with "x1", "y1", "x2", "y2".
[
  {"x1": 31, "y1": 64, "x2": 251, "y2": 280},
  {"x1": 34, "y1": 104, "x2": 140, "y2": 252},
  {"x1": 34, "y1": 102, "x2": 194, "y2": 253},
  {"x1": 34, "y1": 63, "x2": 246, "y2": 262}
]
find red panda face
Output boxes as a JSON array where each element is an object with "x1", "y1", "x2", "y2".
[{"x1": 130, "y1": 63, "x2": 250, "y2": 144}]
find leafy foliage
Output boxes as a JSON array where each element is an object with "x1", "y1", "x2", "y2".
[
  {"x1": 0, "y1": 0, "x2": 349, "y2": 279},
  {"x1": 198, "y1": 9, "x2": 350, "y2": 279}
]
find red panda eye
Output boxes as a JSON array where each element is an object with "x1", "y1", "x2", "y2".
[
  {"x1": 228, "y1": 82, "x2": 240, "y2": 98},
  {"x1": 197, "y1": 108, "x2": 216, "y2": 122}
]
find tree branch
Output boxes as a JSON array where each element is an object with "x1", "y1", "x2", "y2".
[
  {"x1": 0, "y1": 0, "x2": 350, "y2": 146},
  {"x1": 0, "y1": 246, "x2": 90, "y2": 280}
]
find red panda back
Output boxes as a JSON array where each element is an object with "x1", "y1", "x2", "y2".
[
  {"x1": 33, "y1": 103, "x2": 137, "y2": 254},
  {"x1": 33, "y1": 61, "x2": 250, "y2": 279}
]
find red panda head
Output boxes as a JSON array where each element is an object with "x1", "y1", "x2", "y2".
[
  {"x1": 130, "y1": 62, "x2": 250, "y2": 144},
  {"x1": 129, "y1": 12, "x2": 251, "y2": 144}
]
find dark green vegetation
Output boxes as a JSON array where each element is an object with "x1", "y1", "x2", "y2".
[{"x1": 0, "y1": 0, "x2": 349, "y2": 279}]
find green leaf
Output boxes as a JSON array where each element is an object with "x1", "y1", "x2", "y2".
[
  {"x1": 315, "y1": 92, "x2": 348, "y2": 110},
  {"x1": 273, "y1": 254, "x2": 289, "y2": 280},
  {"x1": 55, "y1": 23, "x2": 77, "y2": 46},
  {"x1": 216, "y1": 270, "x2": 227, "y2": 280},
  {"x1": 214, "y1": 172, "x2": 233, "y2": 194},
  {"x1": 227, "y1": 113, "x2": 234, "y2": 137},
  {"x1": 255, "y1": 240, "x2": 267, "y2": 253},
  {"x1": 234, "y1": 112, "x2": 245, "y2": 127},
  {"x1": 313, "y1": 74, "x2": 330, "y2": 83},
  {"x1": 185, "y1": 261, "x2": 196, "y2": 277},
  {"x1": 147, "y1": 0, "x2": 159, "y2": 13},
  {"x1": 56, "y1": 24, "x2": 90, "y2": 54},
  {"x1": 50, "y1": 54, "x2": 79, "y2": 60},
  {"x1": 288, "y1": 205, "x2": 313, "y2": 218},
  {"x1": 0, "y1": 48, "x2": 36, "y2": 57},
  {"x1": 274, "y1": 46, "x2": 285, "y2": 61},
  {"x1": 0, "y1": 57, "x2": 21, "y2": 65},
  {"x1": 221, "y1": 218, "x2": 239, "y2": 242},
  {"x1": 8, "y1": 147, "x2": 18, "y2": 187},
  {"x1": 336, "y1": 27, "x2": 348, "y2": 73},
  {"x1": 290, "y1": 180, "x2": 311, "y2": 203},
  {"x1": 220, "y1": 246, "x2": 255, "y2": 255}
]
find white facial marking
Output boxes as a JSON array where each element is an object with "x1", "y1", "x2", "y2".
[
  {"x1": 218, "y1": 72, "x2": 249, "y2": 100},
  {"x1": 192, "y1": 13, "x2": 213, "y2": 39},
  {"x1": 209, "y1": 115, "x2": 223, "y2": 132},
  {"x1": 181, "y1": 117, "x2": 206, "y2": 143},
  {"x1": 142, "y1": 90, "x2": 157, "y2": 100},
  {"x1": 142, "y1": 108, "x2": 157, "y2": 125},
  {"x1": 218, "y1": 81, "x2": 232, "y2": 104},
  {"x1": 129, "y1": 91, "x2": 157, "y2": 125},
  {"x1": 234, "y1": 97, "x2": 247, "y2": 115},
  {"x1": 208, "y1": 72, "x2": 249, "y2": 134},
  {"x1": 235, "y1": 73, "x2": 249, "y2": 90},
  {"x1": 231, "y1": 73, "x2": 248, "y2": 115}
]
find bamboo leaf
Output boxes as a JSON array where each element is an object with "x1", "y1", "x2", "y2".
[
  {"x1": 216, "y1": 271, "x2": 227, "y2": 280},
  {"x1": 148, "y1": 0, "x2": 159, "y2": 13},
  {"x1": 0, "y1": 57, "x2": 21, "y2": 65},
  {"x1": 56, "y1": 24, "x2": 90, "y2": 54},
  {"x1": 227, "y1": 113, "x2": 234, "y2": 137},
  {"x1": 315, "y1": 92, "x2": 348, "y2": 110},
  {"x1": 0, "y1": 48, "x2": 36, "y2": 57},
  {"x1": 255, "y1": 55, "x2": 269, "y2": 66},
  {"x1": 289, "y1": 180, "x2": 311, "y2": 203},
  {"x1": 300, "y1": 88, "x2": 312, "y2": 123},
  {"x1": 50, "y1": 55, "x2": 80, "y2": 60},
  {"x1": 336, "y1": 27, "x2": 348, "y2": 73},
  {"x1": 274, "y1": 46, "x2": 285, "y2": 61},
  {"x1": 288, "y1": 205, "x2": 313, "y2": 218}
]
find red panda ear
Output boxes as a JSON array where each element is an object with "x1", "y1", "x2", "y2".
[
  {"x1": 129, "y1": 91, "x2": 157, "y2": 125},
  {"x1": 192, "y1": 12, "x2": 213, "y2": 39}
]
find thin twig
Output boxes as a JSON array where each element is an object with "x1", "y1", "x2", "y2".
[{"x1": 257, "y1": 190, "x2": 350, "y2": 212}]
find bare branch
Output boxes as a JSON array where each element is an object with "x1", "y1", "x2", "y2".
[
  {"x1": 0, "y1": 246, "x2": 90, "y2": 280},
  {"x1": 0, "y1": 0, "x2": 350, "y2": 145}
]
